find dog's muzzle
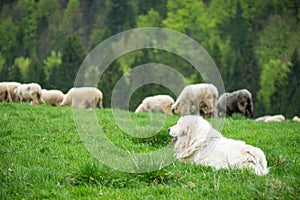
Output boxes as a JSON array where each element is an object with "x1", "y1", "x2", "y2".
[{"x1": 168, "y1": 128, "x2": 178, "y2": 144}]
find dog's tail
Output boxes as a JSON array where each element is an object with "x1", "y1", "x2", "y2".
[{"x1": 246, "y1": 146, "x2": 269, "y2": 176}]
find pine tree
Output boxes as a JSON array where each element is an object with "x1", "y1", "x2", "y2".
[
  {"x1": 229, "y1": 2, "x2": 247, "y2": 54},
  {"x1": 98, "y1": 60, "x2": 123, "y2": 109},
  {"x1": 8, "y1": 64, "x2": 23, "y2": 82},
  {"x1": 0, "y1": 65, "x2": 9, "y2": 81},
  {"x1": 27, "y1": 53, "x2": 45, "y2": 86},
  {"x1": 104, "y1": 0, "x2": 137, "y2": 38},
  {"x1": 226, "y1": 2, "x2": 260, "y2": 113},
  {"x1": 56, "y1": 35, "x2": 85, "y2": 93},
  {"x1": 269, "y1": 49, "x2": 300, "y2": 117},
  {"x1": 0, "y1": 17, "x2": 19, "y2": 66},
  {"x1": 285, "y1": 48, "x2": 300, "y2": 117}
]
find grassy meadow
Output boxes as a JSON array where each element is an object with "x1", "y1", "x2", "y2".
[{"x1": 0, "y1": 103, "x2": 299, "y2": 199}]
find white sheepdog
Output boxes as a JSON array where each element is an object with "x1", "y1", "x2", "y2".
[{"x1": 168, "y1": 115, "x2": 269, "y2": 176}]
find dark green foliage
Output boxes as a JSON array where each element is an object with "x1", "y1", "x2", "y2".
[
  {"x1": 8, "y1": 64, "x2": 22, "y2": 82},
  {"x1": 222, "y1": 2, "x2": 260, "y2": 100},
  {"x1": 20, "y1": 0, "x2": 38, "y2": 57},
  {"x1": 0, "y1": 17, "x2": 19, "y2": 66},
  {"x1": 229, "y1": 2, "x2": 247, "y2": 53},
  {"x1": 286, "y1": 48, "x2": 300, "y2": 117},
  {"x1": 0, "y1": 65, "x2": 9, "y2": 81},
  {"x1": 104, "y1": 0, "x2": 137, "y2": 38},
  {"x1": 57, "y1": 35, "x2": 85, "y2": 92},
  {"x1": 98, "y1": 60, "x2": 124, "y2": 109},
  {"x1": 27, "y1": 53, "x2": 45, "y2": 86},
  {"x1": 138, "y1": 0, "x2": 167, "y2": 17},
  {"x1": 270, "y1": 48, "x2": 300, "y2": 118}
]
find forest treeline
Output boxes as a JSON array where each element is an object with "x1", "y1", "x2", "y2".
[{"x1": 0, "y1": 0, "x2": 299, "y2": 117}]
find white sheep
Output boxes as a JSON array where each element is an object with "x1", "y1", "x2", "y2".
[
  {"x1": 171, "y1": 83, "x2": 218, "y2": 117},
  {"x1": 15, "y1": 83, "x2": 44, "y2": 105},
  {"x1": 41, "y1": 89, "x2": 64, "y2": 106},
  {"x1": 135, "y1": 95, "x2": 174, "y2": 114},
  {"x1": 60, "y1": 87, "x2": 103, "y2": 109},
  {"x1": 0, "y1": 82, "x2": 12, "y2": 102},
  {"x1": 292, "y1": 116, "x2": 300, "y2": 122},
  {"x1": 2, "y1": 81, "x2": 21, "y2": 102},
  {"x1": 216, "y1": 89, "x2": 254, "y2": 118},
  {"x1": 255, "y1": 114, "x2": 285, "y2": 122}
]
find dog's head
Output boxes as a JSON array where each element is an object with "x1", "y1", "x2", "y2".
[{"x1": 168, "y1": 115, "x2": 213, "y2": 160}]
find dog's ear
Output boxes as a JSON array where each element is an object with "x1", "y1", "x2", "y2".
[
  {"x1": 177, "y1": 141, "x2": 200, "y2": 159},
  {"x1": 177, "y1": 118, "x2": 215, "y2": 159},
  {"x1": 177, "y1": 126, "x2": 201, "y2": 159},
  {"x1": 183, "y1": 125, "x2": 190, "y2": 135}
]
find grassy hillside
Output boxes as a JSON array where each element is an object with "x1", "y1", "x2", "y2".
[{"x1": 0, "y1": 103, "x2": 299, "y2": 199}]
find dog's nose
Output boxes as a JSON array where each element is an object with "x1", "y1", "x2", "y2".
[
  {"x1": 168, "y1": 128, "x2": 170, "y2": 132},
  {"x1": 172, "y1": 109, "x2": 175, "y2": 114}
]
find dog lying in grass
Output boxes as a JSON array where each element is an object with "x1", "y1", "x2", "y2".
[{"x1": 168, "y1": 115, "x2": 269, "y2": 176}]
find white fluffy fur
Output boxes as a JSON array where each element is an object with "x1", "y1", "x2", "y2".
[
  {"x1": 169, "y1": 115, "x2": 269, "y2": 175},
  {"x1": 292, "y1": 116, "x2": 300, "y2": 122},
  {"x1": 15, "y1": 83, "x2": 44, "y2": 105},
  {"x1": 42, "y1": 89, "x2": 64, "y2": 106},
  {"x1": 171, "y1": 83, "x2": 218, "y2": 117},
  {"x1": 135, "y1": 95, "x2": 174, "y2": 114},
  {"x1": 255, "y1": 115, "x2": 285, "y2": 122},
  {"x1": 60, "y1": 87, "x2": 103, "y2": 109},
  {"x1": 2, "y1": 82, "x2": 21, "y2": 102},
  {"x1": 0, "y1": 83, "x2": 12, "y2": 102}
]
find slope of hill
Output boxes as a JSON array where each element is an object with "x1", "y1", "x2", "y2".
[{"x1": 0, "y1": 103, "x2": 299, "y2": 199}]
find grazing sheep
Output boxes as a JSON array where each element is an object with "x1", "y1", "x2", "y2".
[
  {"x1": 0, "y1": 83, "x2": 12, "y2": 102},
  {"x1": 15, "y1": 83, "x2": 44, "y2": 105},
  {"x1": 171, "y1": 83, "x2": 218, "y2": 117},
  {"x1": 2, "y1": 81, "x2": 21, "y2": 102},
  {"x1": 41, "y1": 89, "x2": 64, "y2": 106},
  {"x1": 292, "y1": 116, "x2": 300, "y2": 122},
  {"x1": 60, "y1": 87, "x2": 103, "y2": 109},
  {"x1": 255, "y1": 115, "x2": 285, "y2": 122},
  {"x1": 216, "y1": 89, "x2": 254, "y2": 118},
  {"x1": 255, "y1": 115, "x2": 271, "y2": 122},
  {"x1": 135, "y1": 95, "x2": 175, "y2": 114}
]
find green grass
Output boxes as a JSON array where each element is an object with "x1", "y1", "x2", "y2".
[{"x1": 0, "y1": 103, "x2": 299, "y2": 199}]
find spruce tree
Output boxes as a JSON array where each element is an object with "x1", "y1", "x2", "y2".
[
  {"x1": 8, "y1": 64, "x2": 22, "y2": 82},
  {"x1": 286, "y1": 48, "x2": 300, "y2": 117},
  {"x1": 27, "y1": 53, "x2": 45, "y2": 86},
  {"x1": 57, "y1": 35, "x2": 85, "y2": 93},
  {"x1": 104, "y1": 0, "x2": 137, "y2": 38}
]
